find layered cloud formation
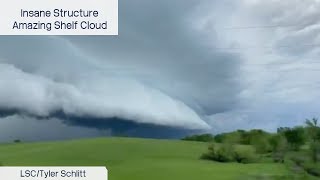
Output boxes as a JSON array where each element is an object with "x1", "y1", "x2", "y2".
[
  {"x1": 0, "y1": 62, "x2": 209, "y2": 129},
  {"x1": 1, "y1": 0, "x2": 320, "y2": 133}
]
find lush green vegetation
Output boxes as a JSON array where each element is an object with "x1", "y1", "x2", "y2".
[
  {"x1": 181, "y1": 133, "x2": 214, "y2": 142},
  {"x1": 0, "y1": 137, "x2": 293, "y2": 180},
  {"x1": 0, "y1": 118, "x2": 319, "y2": 179},
  {"x1": 201, "y1": 143, "x2": 259, "y2": 164},
  {"x1": 190, "y1": 118, "x2": 320, "y2": 178}
]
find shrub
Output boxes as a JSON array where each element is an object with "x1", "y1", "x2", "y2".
[
  {"x1": 303, "y1": 163, "x2": 320, "y2": 177},
  {"x1": 201, "y1": 143, "x2": 258, "y2": 164},
  {"x1": 14, "y1": 139, "x2": 21, "y2": 143},
  {"x1": 273, "y1": 152, "x2": 285, "y2": 163},
  {"x1": 201, "y1": 144, "x2": 234, "y2": 162},
  {"x1": 281, "y1": 127, "x2": 306, "y2": 151},
  {"x1": 214, "y1": 144, "x2": 235, "y2": 162},
  {"x1": 291, "y1": 156, "x2": 307, "y2": 166},
  {"x1": 269, "y1": 135, "x2": 288, "y2": 163},
  {"x1": 213, "y1": 134, "x2": 225, "y2": 143},
  {"x1": 252, "y1": 137, "x2": 272, "y2": 154},
  {"x1": 269, "y1": 135, "x2": 288, "y2": 152},
  {"x1": 233, "y1": 147, "x2": 258, "y2": 164},
  {"x1": 310, "y1": 141, "x2": 320, "y2": 163}
]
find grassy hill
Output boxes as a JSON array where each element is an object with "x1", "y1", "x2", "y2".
[{"x1": 0, "y1": 137, "x2": 294, "y2": 180}]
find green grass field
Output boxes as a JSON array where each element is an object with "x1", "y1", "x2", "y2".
[{"x1": 0, "y1": 137, "x2": 295, "y2": 180}]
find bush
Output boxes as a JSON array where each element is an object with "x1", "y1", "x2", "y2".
[
  {"x1": 213, "y1": 134, "x2": 225, "y2": 143},
  {"x1": 281, "y1": 127, "x2": 306, "y2": 151},
  {"x1": 303, "y1": 163, "x2": 320, "y2": 177},
  {"x1": 201, "y1": 144, "x2": 234, "y2": 162},
  {"x1": 272, "y1": 152, "x2": 285, "y2": 163},
  {"x1": 269, "y1": 135, "x2": 288, "y2": 163},
  {"x1": 291, "y1": 156, "x2": 307, "y2": 166},
  {"x1": 269, "y1": 135, "x2": 288, "y2": 152},
  {"x1": 309, "y1": 141, "x2": 320, "y2": 163},
  {"x1": 213, "y1": 144, "x2": 235, "y2": 162},
  {"x1": 14, "y1": 139, "x2": 21, "y2": 143},
  {"x1": 201, "y1": 143, "x2": 258, "y2": 164},
  {"x1": 252, "y1": 137, "x2": 272, "y2": 154},
  {"x1": 233, "y1": 147, "x2": 258, "y2": 164}
]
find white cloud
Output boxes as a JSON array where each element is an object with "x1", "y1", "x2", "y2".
[
  {"x1": 204, "y1": 0, "x2": 320, "y2": 131},
  {"x1": 0, "y1": 63, "x2": 209, "y2": 129},
  {"x1": 1, "y1": 0, "x2": 320, "y2": 133}
]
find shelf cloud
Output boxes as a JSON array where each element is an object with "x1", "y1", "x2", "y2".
[
  {"x1": 0, "y1": 63, "x2": 209, "y2": 129},
  {"x1": 1, "y1": 0, "x2": 320, "y2": 135}
]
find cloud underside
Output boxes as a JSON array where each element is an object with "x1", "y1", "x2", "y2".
[
  {"x1": 0, "y1": 114, "x2": 201, "y2": 142},
  {"x1": 0, "y1": 1, "x2": 240, "y2": 131},
  {"x1": 1, "y1": 0, "x2": 320, "y2": 133}
]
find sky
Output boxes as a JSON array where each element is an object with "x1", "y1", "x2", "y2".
[{"x1": 1, "y1": 0, "x2": 320, "y2": 141}]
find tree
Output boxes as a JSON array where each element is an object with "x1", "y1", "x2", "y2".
[
  {"x1": 305, "y1": 118, "x2": 320, "y2": 142},
  {"x1": 281, "y1": 127, "x2": 306, "y2": 151},
  {"x1": 277, "y1": 127, "x2": 290, "y2": 134},
  {"x1": 310, "y1": 142, "x2": 320, "y2": 163},
  {"x1": 182, "y1": 134, "x2": 214, "y2": 142},
  {"x1": 269, "y1": 134, "x2": 288, "y2": 163},
  {"x1": 13, "y1": 139, "x2": 21, "y2": 143},
  {"x1": 306, "y1": 118, "x2": 318, "y2": 127},
  {"x1": 305, "y1": 118, "x2": 320, "y2": 163}
]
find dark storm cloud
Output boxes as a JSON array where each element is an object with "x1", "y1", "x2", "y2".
[
  {"x1": 0, "y1": 114, "x2": 108, "y2": 143},
  {"x1": 64, "y1": 0, "x2": 242, "y2": 114},
  {"x1": 3, "y1": 0, "x2": 318, "y2": 134},
  {"x1": 0, "y1": 0, "x2": 242, "y2": 131},
  {"x1": 0, "y1": 113, "x2": 199, "y2": 142}
]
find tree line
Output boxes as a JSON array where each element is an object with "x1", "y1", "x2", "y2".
[{"x1": 182, "y1": 118, "x2": 320, "y2": 177}]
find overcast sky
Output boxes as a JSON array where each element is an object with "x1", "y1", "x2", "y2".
[{"x1": 1, "y1": 0, "x2": 320, "y2": 136}]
